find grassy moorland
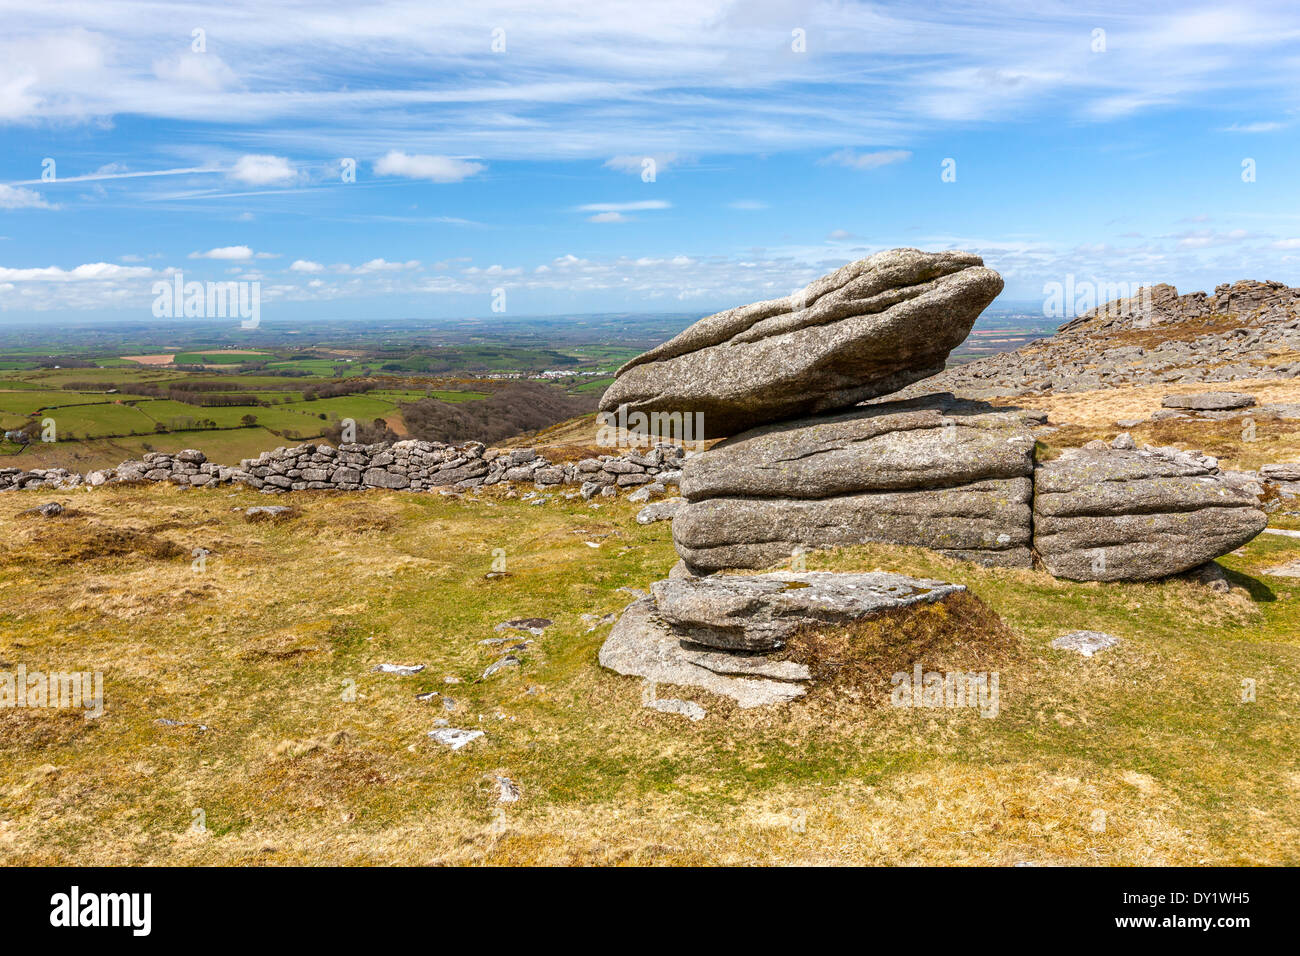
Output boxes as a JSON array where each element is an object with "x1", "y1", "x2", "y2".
[{"x1": 0, "y1": 476, "x2": 1295, "y2": 866}]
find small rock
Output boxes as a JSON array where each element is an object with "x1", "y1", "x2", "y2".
[
  {"x1": 636, "y1": 497, "x2": 685, "y2": 524},
  {"x1": 1050, "y1": 631, "x2": 1121, "y2": 657},
  {"x1": 246, "y1": 505, "x2": 296, "y2": 521},
  {"x1": 645, "y1": 697, "x2": 706, "y2": 721},
  {"x1": 22, "y1": 502, "x2": 64, "y2": 518},
  {"x1": 428, "y1": 728, "x2": 484, "y2": 751},
  {"x1": 495, "y1": 617, "x2": 553, "y2": 635},
  {"x1": 1110, "y1": 432, "x2": 1136, "y2": 450},
  {"x1": 373, "y1": 663, "x2": 425, "y2": 675},
  {"x1": 494, "y1": 775, "x2": 521, "y2": 803},
  {"x1": 482, "y1": 656, "x2": 521, "y2": 679}
]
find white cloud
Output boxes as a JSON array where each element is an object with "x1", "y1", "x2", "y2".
[
  {"x1": 153, "y1": 52, "x2": 237, "y2": 91},
  {"x1": 229, "y1": 155, "x2": 296, "y2": 185},
  {"x1": 290, "y1": 259, "x2": 325, "y2": 272},
  {"x1": 821, "y1": 149, "x2": 912, "y2": 171},
  {"x1": 1223, "y1": 121, "x2": 1286, "y2": 133},
  {"x1": 588, "y1": 211, "x2": 629, "y2": 223},
  {"x1": 0, "y1": 262, "x2": 152, "y2": 282},
  {"x1": 373, "y1": 151, "x2": 484, "y2": 183},
  {"x1": 729, "y1": 200, "x2": 767, "y2": 210},
  {"x1": 0, "y1": 185, "x2": 54, "y2": 210},
  {"x1": 189, "y1": 245, "x2": 255, "y2": 260},
  {"x1": 827, "y1": 229, "x2": 857, "y2": 241},
  {"x1": 577, "y1": 200, "x2": 670, "y2": 213}
]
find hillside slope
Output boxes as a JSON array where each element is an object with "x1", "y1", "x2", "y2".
[{"x1": 924, "y1": 280, "x2": 1300, "y2": 399}]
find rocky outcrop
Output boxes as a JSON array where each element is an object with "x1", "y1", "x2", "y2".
[
  {"x1": 671, "y1": 393, "x2": 1039, "y2": 572},
  {"x1": 599, "y1": 249, "x2": 1003, "y2": 438},
  {"x1": 1033, "y1": 445, "x2": 1267, "y2": 581},
  {"x1": 598, "y1": 570, "x2": 966, "y2": 708},
  {"x1": 922, "y1": 279, "x2": 1300, "y2": 400}
]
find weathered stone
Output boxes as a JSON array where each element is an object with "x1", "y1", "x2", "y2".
[
  {"x1": 599, "y1": 248, "x2": 1004, "y2": 437},
  {"x1": 1050, "y1": 631, "x2": 1120, "y2": 657},
  {"x1": 1033, "y1": 447, "x2": 1266, "y2": 581},
  {"x1": 363, "y1": 467, "x2": 409, "y2": 489},
  {"x1": 598, "y1": 597, "x2": 807, "y2": 708},
  {"x1": 679, "y1": 393, "x2": 1037, "y2": 501},
  {"x1": 1161, "y1": 391, "x2": 1256, "y2": 411},
  {"x1": 673, "y1": 477, "x2": 1033, "y2": 572},
  {"x1": 650, "y1": 570, "x2": 966, "y2": 651},
  {"x1": 1260, "y1": 463, "x2": 1300, "y2": 481}
]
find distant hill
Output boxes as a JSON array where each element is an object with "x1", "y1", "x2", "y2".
[{"x1": 921, "y1": 280, "x2": 1300, "y2": 399}]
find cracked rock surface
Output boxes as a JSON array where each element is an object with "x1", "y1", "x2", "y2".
[{"x1": 599, "y1": 249, "x2": 1003, "y2": 437}]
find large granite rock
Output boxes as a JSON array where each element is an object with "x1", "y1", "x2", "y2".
[
  {"x1": 673, "y1": 480, "x2": 1033, "y2": 572},
  {"x1": 598, "y1": 570, "x2": 968, "y2": 708},
  {"x1": 671, "y1": 394, "x2": 1039, "y2": 572},
  {"x1": 651, "y1": 570, "x2": 965, "y2": 651},
  {"x1": 1033, "y1": 446, "x2": 1267, "y2": 581},
  {"x1": 598, "y1": 249, "x2": 1004, "y2": 438}
]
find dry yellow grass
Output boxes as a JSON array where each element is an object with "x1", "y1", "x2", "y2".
[{"x1": 0, "y1": 479, "x2": 1297, "y2": 866}]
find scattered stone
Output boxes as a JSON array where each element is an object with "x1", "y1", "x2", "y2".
[
  {"x1": 428, "y1": 728, "x2": 484, "y2": 751},
  {"x1": 495, "y1": 617, "x2": 553, "y2": 635},
  {"x1": 414, "y1": 691, "x2": 439, "y2": 702},
  {"x1": 1110, "y1": 432, "x2": 1136, "y2": 450},
  {"x1": 1050, "y1": 631, "x2": 1121, "y2": 657},
  {"x1": 636, "y1": 497, "x2": 685, "y2": 524},
  {"x1": 245, "y1": 505, "x2": 296, "y2": 521},
  {"x1": 373, "y1": 663, "x2": 425, "y2": 675},
  {"x1": 21, "y1": 502, "x2": 64, "y2": 518},
  {"x1": 494, "y1": 775, "x2": 521, "y2": 802},
  {"x1": 645, "y1": 697, "x2": 706, "y2": 721},
  {"x1": 482, "y1": 656, "x2": 521, "y2": 679}
]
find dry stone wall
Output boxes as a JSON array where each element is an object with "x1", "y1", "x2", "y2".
[{"x1": 0, "y1": 439, "x2": 686, "y2": 498}]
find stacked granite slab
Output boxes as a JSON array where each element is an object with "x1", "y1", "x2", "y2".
[
  {"x1": 597, "y1": 247, "x2": 1268, "y2": 581},
  {"x1": 599, "y1": 570, "x2": 967, "y2": 708},
  {"x1": 672, "y1": 392, "x2": 1041, "y2": 572}
]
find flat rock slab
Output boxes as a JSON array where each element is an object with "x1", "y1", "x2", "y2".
[
  {"x1": 598, "y1": 597, "x2": 808, "y2": 708},
  {"x1": 651, "y1": 570, "x2": 966, "y2": 651},
  {"x1": 1262, "y1": 559, "x2": 1300, "y2": 577},
  {"x1": 1161, "y1": 391, "x2": 1256, "y2": 410},
  {"x1": 672, "y1": 477, "x2": 1033, "y2": 572},
  {"x1": 598, "y1": 248, "x2": 1003, "y2": 437},
  {"x1": 679, "y1": 392, "x2": 1038, "y2": 501},
  {"x1": 1050, "y1": 631, "x2": 1121, "y2": 657},
  {"x1": 1260, "y1": 463, "x2": 1300, "y2": 482},
  {"x1": 1033, "y1": 447, "x2": 1266, "y2": 581}
]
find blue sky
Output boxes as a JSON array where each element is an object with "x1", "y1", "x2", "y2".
[{"x1": 2, "y1": 1, "x2": 1300, "y2": 323}]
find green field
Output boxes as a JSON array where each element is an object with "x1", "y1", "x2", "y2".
[{"x1": 173, "y1": 351, "x2": 276, "y2": 365}]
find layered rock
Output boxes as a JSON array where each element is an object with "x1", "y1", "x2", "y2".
[
  {"x1": 1033, "y1": 446, "x2": 1267, "y2": 581},
  {"x1": 670, "y1": 393, "x2": 1039, "y2": 572},
  {"x1": 598, "y1": 570, "x2": 966, "y2": 708},
  {"x1": 599, "y1": 249, "x2": 1004, "y2": 438}
]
